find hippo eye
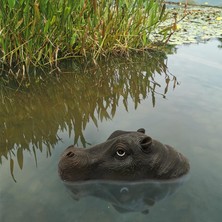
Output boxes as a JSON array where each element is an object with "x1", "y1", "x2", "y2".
[{"x1": 116, "y1": 149, "x2": 126, "y2": 158}]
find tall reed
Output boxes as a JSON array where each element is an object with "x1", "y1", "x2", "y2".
[{"x1": 0, "y1": 0, "x2": 168, "y2": 80}]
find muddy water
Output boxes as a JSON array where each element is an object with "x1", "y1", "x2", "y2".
[{"x1": 0, "y1": 40, "x2": 222, "y2": 222}]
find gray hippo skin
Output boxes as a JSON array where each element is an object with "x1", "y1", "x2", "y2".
[{"x1": 58, "y1": 128, "x2": 190, "y2": 181}]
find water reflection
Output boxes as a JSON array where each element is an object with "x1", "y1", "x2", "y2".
[
  {"x1": 0, "y1": 52, "x2": 178, "y2": 180},
  {"x1": 63, "y1": 176, "x2": 188, "y2": 214},
  {"x1": 217, "y1": 38, "x2": 222, "y2": 49}
]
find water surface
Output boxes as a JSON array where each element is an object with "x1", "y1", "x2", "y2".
[
  {"x1": 1, "y1": 40, "x2": 222, "y2": 222},
  {"x1": 173, "y1": 0, "x2": 222, "y2": 6}
]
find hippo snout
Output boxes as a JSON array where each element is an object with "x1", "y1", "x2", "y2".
[
  {"x1": 58, "y1": 146, "x2": 92, "y2": 181},
  {"x1": 59, "y1": 146, "x2": 91, "y2": 166}
]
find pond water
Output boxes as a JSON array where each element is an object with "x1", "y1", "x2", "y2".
[
  {"x1": 173, "y1": 0, "x2": 222, "y2": 6},
  {"x1": 1, "y1": 39, "x2": 222, "y2": 222}
]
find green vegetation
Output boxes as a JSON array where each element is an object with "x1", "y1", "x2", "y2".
[{"x1": 0, "y1": 0, "x2": 168, "y2": 82}]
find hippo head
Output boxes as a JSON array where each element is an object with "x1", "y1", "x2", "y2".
[{"x1": 58, "y1": 129, "x2": 190, "y2": 181}]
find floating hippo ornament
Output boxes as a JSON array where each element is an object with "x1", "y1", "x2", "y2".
[{"x1": 58, "y1": 128, "x2": 190, "y2": 181}]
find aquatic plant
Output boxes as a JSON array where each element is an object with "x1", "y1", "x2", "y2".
[
  {"x1": 0, "y1": 0, "x2": 168, "y2": 81},
  {"x1": 153, "y1": 4, "x2": 222, "y2": 45}
]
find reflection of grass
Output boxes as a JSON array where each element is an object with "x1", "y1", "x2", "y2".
[
  {"x1": 218, "y1": 38, "x2": 222, "y2": 48},
  {"x1": 0, "y1": 52, "x2": 178, "y2": 181}
]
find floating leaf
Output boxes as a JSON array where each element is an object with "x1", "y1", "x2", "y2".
[{"x1": 216, "y1": 17, "x2": 222, "y2": 21}]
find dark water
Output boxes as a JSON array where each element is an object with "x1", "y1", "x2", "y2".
[{"x1": 1, "y1": 39, "x2": 222, "y2": 222}]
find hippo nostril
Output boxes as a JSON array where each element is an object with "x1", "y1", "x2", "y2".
[{"x1": 66, "y1": 151, "x2": 75, "y2": 157}]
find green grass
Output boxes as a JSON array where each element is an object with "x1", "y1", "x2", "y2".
[{"x1": 0, "y1": 0, "x2": 169, "y2": 82}]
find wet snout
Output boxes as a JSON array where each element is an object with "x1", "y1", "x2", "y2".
[
  {"x1": 58, "y1": 146, "x2": 91, "y2": 181},
  {"x1": 60, "y1": 146, "x2": 90, "y2": 166}
]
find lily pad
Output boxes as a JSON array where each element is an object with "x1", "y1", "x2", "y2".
[{"x1": 151, "y1": 5, "x2": 222, "y2": 45}]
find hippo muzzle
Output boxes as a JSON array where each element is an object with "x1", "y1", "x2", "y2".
[{"x1": 58, "y1": 129, "x2": 190, "y2": 182}]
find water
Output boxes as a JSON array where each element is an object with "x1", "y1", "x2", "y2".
[
  {"x1": 1, "y1": 39, "x2": 222, "y2": 222},
  {"x1": 62, "y1": 177, "x2": 189, "y2": 214},
  {"x1": 172, "y1": 0, "x2": 222, "y2": 6}
]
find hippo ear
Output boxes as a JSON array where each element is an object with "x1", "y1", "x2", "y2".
[
  {"x1": 140, "y1": 136, "x2": 152, "y2": 153},
  {"x1": 137, "y1": 128, "x2": 145, "y2": 134}
]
